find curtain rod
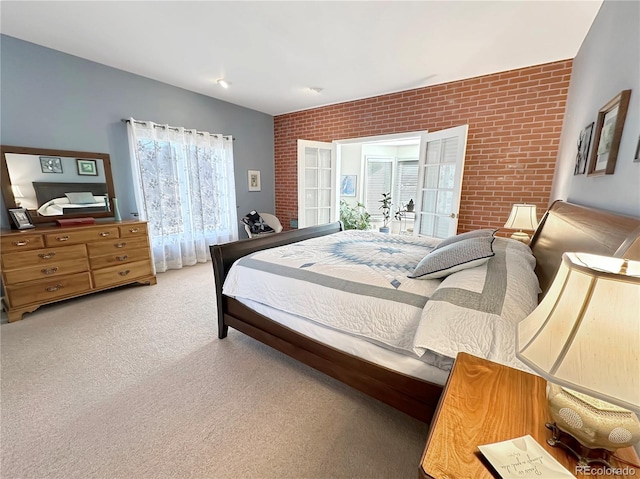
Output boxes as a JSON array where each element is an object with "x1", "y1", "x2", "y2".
[{"x1": 121, "y1": 118, "x2": 234, "y2": 140}]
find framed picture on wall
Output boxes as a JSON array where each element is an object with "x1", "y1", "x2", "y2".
[
  {"x1": 574, "y1": 122, "x2": 594, "y2": 175},
  {"x1": 587, "y1": 89, "x2": 631, "y2": 176},
  {"x1": 340, "y1": 175, "x2": 356, "y2": 196},
  {"x1": 40, "y1": 156, "x2": 63, "y2": 174},
  {"x1": 248, "y1": 170, "x2": 261, "y2": 191},
  {"x1": 77, "y1": 158, "x2": 98, "y2": 176}
]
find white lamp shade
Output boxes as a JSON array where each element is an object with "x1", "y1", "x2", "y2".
[
  {"x1": 11, "y1": 185, "x2": 24, "y2": 198},
  {"x1": 504, "y1": 204, "x2": 538, "y2": 230},
  {"x1": 517, "y1": 253, "x2": 640, "y2": 412}
]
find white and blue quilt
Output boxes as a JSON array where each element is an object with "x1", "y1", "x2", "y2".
[{"x1": 223, "y1": 230, "x2": 540, "y2": 371}]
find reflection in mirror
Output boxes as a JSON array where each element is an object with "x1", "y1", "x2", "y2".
[{"x1": 1, "y1": 146, "x2": 115, "y2": 224}]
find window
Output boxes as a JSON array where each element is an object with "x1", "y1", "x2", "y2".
[
  {"x1": 365, "y1": 157, "x2": 393, "y2": 216},
  {"x1": 365, "y1": 156, "x2": 418, "y2": 218}
]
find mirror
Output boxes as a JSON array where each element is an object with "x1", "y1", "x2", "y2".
[{"x1": 1, "y1": 145, "x2": 116, "y2": 224}]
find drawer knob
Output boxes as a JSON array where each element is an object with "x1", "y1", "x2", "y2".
[
  {"x1": 118, "y1": 269, "x2": 131, "y2": 276},
  {"x1": 56, "y1": 236, "x2": 70, "y2": 242},
  {"x1": 38, "y1": 252, "x2": 56, "y2": 259},
  {"x1": 116, "y1": 255, "x2": 129, "y2": 261},
  {"x1": 41, "y1": 267, "x2": 59, "y2": 275},
  {"x1": 13, "y1": 240, "x2": 30, "y2": 246},
  {"x1": 100, "y1": 232, "x2": 111, "y2": 237},
  {"x1": 129, "y1": 228, "x2": 139, "y2": 233},
  {"x1": 115, "y1": 242, "x2": 127, "y2": 248},
  {"x1": 45, "y1": 284, "x2": 63, "y2": 292}
]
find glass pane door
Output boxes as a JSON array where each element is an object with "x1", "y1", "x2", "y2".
[
  {"x1": 415, "y1": 125, "x2": 468, "y2": 239},
  {"x1": 297, "y1": 140, "x2": 335, "y2": 228}
]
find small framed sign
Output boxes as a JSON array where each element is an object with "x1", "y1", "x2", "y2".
[{"x1": 8, "y1": 207, "x2": 35, "y2": 230}]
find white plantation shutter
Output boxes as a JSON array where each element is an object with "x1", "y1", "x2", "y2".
[
  {"x1": 395, "y1": 160, "x2": 418, "y2": 207},
  {"x1": 365, "y1": 158, "x2": 393, "y2": 216}
]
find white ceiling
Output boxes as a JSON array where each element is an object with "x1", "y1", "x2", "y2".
[{"x1": 1, "y1": 1, "x2": 602, "y2": 116}]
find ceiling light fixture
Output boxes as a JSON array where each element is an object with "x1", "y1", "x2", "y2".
[
  {"x1": 308, "y1": 87, "x2": 323, "y2": 94},
  {"x1": 217, "y1": 79, "x2": 230, "y2": 89}
]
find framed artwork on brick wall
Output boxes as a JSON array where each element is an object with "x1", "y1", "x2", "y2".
[{"x1": 587, "y1": 89, "x2": 631, "y2": 176}]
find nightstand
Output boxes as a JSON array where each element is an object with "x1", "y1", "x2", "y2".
[{"x1": 420, "y1": 353, "x2": 639, "y2": 478}]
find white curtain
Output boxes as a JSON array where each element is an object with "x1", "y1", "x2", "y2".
[{"x1": 127, "y1": 118, "x2": 238, "y2": 273}]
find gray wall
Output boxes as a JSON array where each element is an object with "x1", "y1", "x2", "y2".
[
  {"x1": 0, "y1": 35, "x2": 274, "y2": 236},
  {"x1": 551, "y1": 0, "x2": 640, "y2": 217}
]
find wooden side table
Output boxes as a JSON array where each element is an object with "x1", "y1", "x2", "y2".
[{"x1": 420, "y1": 353, "x2": 639, "y2": 478}]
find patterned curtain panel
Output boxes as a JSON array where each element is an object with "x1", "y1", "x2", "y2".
[{"x1": 127, "y1": 118, "x2": 238, "y2": 272}]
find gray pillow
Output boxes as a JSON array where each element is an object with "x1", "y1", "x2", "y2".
[
  {"x1": 433, "y1": 228, "x2": 497, "y2": 251},
  {"x1": 65, "y1": 192, "x2": 96, "y2": 204},
  {"x1": 409, "y1": 235, "x2": 495, "y2": 279}
]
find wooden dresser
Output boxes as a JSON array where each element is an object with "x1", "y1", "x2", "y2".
[{"x1": 1, "y1": 220, "x2": 157, "y2": 322}]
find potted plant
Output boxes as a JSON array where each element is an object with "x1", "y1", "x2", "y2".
[
  {"x1": 379, "y1": 192, "x2": 392, "y2": 233},
  {"x1": 406, "y1": 198, "x2": 415, "y2": 212},
  {"x1": 339, "y1": 200, "x2": 371, "y2": 230}
]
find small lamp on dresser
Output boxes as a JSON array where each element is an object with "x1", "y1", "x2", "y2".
[
  {"x1": 11, "y1": 185, "x2": 24, "y2": 206},
  {"x1": 503, "y1": 203, "x2": 538, "y2": 244},
  {"x1": 517, "y1": 252, "x2": 640, "y2": 467}
]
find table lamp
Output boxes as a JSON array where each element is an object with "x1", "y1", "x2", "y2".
[
  {"x1": 503, "y1": 204, "x2": 538, "y2": 243},
  {"x1": 11, "y1": 185, "x2": 24, "y2": 206},
  {"x1": 517, "y1": 252, "x2": 640, "y2": 466}
]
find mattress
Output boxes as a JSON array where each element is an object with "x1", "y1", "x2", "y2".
[{"x1": 236, "y1": 297, "x2": 452, "y2": 385}]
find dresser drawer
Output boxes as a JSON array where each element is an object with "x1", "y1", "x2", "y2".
[
  {"x1": 2, "y1": 244, "x2": 87, "y2": 270},
  {"x1": 87, "y1": 236, "x2": 149, "y2": 257},
  {"x1": 92, "y1": 260, "x2": 153, "y2": 288},
  {"x1": 6, "y1": 272, "x2": 92, "y2": 308},
  {"x1": 1, "y1": 234, "x2": 45, "y2": 252},
  {"x1": 119, "y1": 223, "x2": 148, "y2": 238},
  {"x1": 4, "y1": 258, "x2": 89, "y2": 284},
  {"x1": 89, "y1": 247, "x2": 150, "y2": 270},
  {"x1": 44, "y1": 227, "x2": 120, "y2": 246}
]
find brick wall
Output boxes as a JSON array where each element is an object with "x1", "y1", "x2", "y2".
[{"x1": 274, "y1": 60, "x2": 572, "y2": 234}]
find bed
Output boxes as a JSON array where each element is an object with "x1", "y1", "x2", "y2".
[
  {"x1": 32, "y1": 181, "x2": 109, "y2": 216},
  {"x1": 210, "y1": 201, "x2": 640, "y2": 423}
]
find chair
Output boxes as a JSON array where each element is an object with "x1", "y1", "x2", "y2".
[{"x1": 243, "y1": 212, "x2": 283, "y2": 238}]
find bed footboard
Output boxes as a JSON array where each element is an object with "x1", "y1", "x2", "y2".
[{"x1": 210, "y1": 222, "x2": 343, "y2": 339}]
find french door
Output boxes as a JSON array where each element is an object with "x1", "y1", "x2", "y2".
[
  {"x1": 297, "y1": 140, "x2": 337, "y2": 228},
  {"x1": 414, "y1": 124, "x2": 469, "y2": 239}
]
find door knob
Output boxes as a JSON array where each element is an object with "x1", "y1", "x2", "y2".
[{"x1": 449, "y1": 213, "x2": 457, "y2": 219}]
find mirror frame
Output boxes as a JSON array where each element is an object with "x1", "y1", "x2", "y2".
[{"x1": 1, "y1": 145, "x2": 116, "y2": 225}]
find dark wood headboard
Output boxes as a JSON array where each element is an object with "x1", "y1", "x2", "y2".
[
  {"x1": 529, "y1": 200, "x2": 640, "y2": 297},
  {"x1": 32, "y1": 182, "x2": 109, "y2": 206}
]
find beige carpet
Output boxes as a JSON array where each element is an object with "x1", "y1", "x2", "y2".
[{"x1": 1, "y1": 262, "x2": 428, "y2": 479}]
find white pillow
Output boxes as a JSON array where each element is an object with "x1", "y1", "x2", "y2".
[
  {"x1": 409, "y1": 236, "x2": 495, "y2": 279},
  {"x1": 65, "y1": 192, "x2": 96, "y2": 204}
]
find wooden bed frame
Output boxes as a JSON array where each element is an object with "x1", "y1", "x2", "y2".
[{"x1": 210, "y1": 201, "x2": 640, "y2": 423}]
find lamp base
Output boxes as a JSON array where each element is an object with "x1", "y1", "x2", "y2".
[
  {"x1": 509, "y1": 231, "x2": 531, "y2": 244},
  {"x1": 546, "y1": 422, "x2": 613, "y2": 467}
]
